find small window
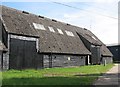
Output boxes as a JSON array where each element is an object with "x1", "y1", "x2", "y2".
[
  {"x1": 91, "y1": 45, "x2": 95, "y2": 47},
  {"x1": 33, "y1": 23, "x2": 46, "y2": 30},
  {"x1": 48, "y1": 26, "x2": 55, "y2": 32},
  {"x1": 57, "y1": 28, "x2": 63, "y2": 34},
  {"x1": 65, "y1": 30, "x2": 74, "y2": 37},
  {"x1": 68, "y1": 57, "x2": 71, "y2": 61}
]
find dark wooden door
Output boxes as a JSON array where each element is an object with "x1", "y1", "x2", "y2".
[
  {"x1": 9, "y1": 38, "x2": 37, "y2": 69},
  {"x1": 91, "y1": 45, "x2": 101, "y2": 64}
]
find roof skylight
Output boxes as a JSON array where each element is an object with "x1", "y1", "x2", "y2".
[
  {"x1": 65, "y1": 30, "x2": 74, "y2": 37},
  {"x1": 57, "y1": 28, "x2": 63, "y2": 34},
  {"x1": 92, "y1": 36, "x2": 97, "y2": 40},
  {"x1": 48, "y1": 26, "x2": 55, "y2": 32},
  {"x1": 33, "y1": 23, "x2": 46, "y2": 30}
]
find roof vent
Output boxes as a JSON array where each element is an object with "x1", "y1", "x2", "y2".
[
  {"x1": 38, "y1": 15, "x2": 44, "y2": 18},
  {"x1": 84, "y1": 28, "x2": 87, "y2": 30},
  {"x1": 52, "y1": 19, "x2": 57, "y2": 22},
  {"x1": 22, "y1": 11, "x2": 29, "y2": 14},
  {"x1": 67, "y1": 23, "x2": 70, "y2": 26}
]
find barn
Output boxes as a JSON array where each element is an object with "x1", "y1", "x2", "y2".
[
  {"x1": 0, "y1": 5, "x2": 113, "y2": 70},
  {"x1": 107, "y1": 44, "x2": 120, "y2": 63},
  {"x1": 0, "y1": 41, "x2": 7, "y2": 70}
]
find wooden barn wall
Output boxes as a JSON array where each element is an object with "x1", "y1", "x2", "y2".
[
  {"x1": 102, "y1": 57, "x2": 113, "y2": 64},
  {"x1": 9, "y1": 38, "x2": 43, "y2": 69},
  {"x1": 2, "y1": 53, "x2": 9, "y2": 70},
  {"x1": 107, "y1": 46, "x2": 120, "y2": 63},
  {"x1": 0, "y1": 23, "x2": 2, "y2": 42},
  {"x1": 2, "y1": 25, "x2": 8, "y2": 47},
  {"x1": 43, "y1": 55, "x2": 86, "y2": 68},
  {"x1": 0, "y1": 25, "x2": 9, "y2": 70},
  {"x1": 78, "y1": 35, "x2": 102, "y2": 64},
  {"x1": 90, "y1": 45, "x2": 101, "y2": 64},
  {"x1": 0, "y1": 51, "x2": 2, "y2": 70}
]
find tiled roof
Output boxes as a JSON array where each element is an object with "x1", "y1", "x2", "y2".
[{"x1": 0, "y1": 5, "x2": 112, "y2": 56}]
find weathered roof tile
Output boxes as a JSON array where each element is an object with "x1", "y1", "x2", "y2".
[{"x1": 1, "y1": 5, "x2": 112, "y2": 56}]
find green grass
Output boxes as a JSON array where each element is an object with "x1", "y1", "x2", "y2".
[
  {"x1": 0, "y1": 72, "x2": 2, "y2": 86},
  {"x1": 1, "y1": 64, "x2": 114, "y2": 86}
]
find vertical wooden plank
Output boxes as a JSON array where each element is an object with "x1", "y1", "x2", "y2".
[
  {"x1": 9, "y1": 38, "x2": 24, "y2": 69},
  {"x1": 24, "y1": 40, "x2": 36, "y2": 69},
  {"x1": 36, "y1": 54, "x2": 43, "y2": 69}
]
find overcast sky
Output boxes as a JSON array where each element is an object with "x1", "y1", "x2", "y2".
[{"x1": 1, "y1": 0, "x2": 119, "y2": 45}]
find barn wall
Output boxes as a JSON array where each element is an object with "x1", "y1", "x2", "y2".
[
  {"x1": 2, "y1": 53, "x2": 9, "y2": 70},
  {"x1": 36, "y1": 54, "x2": 43, "y2": 69},
  {"x1": 78, "y1": 34, "x2": 102, "y2": 64},
  {"x1": 107, "y1": 46, "x2": 120, "y2": 63},
  {"x1": 0, "y1": 23, "x2": 2, "y2": 42},
  {"x1": 90, "y1": 45, "x2": 101, "y2": 64},
  {"x1": 0, "y1": 51, "x2": 2, "y2": 70},
  {"x1": 2, "y1": 34, "x2": 10, "y2": 70},
  {"x1": 2, "y1": 25, "x2": 8, "y2": 47},
  {"x1": 43, "y1": 54, "x2": 86, "y2": 68},
  {"x1": 102, "y1": 57, "x2": 113, "y2": 64}
]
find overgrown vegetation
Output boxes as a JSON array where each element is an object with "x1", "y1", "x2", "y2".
[{"x1": 1, "y1": 64, "x2": 114, "y2": 86}]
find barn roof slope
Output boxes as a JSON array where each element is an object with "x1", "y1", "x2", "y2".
[
  {"x1": 75, "y1": 28, "x2": 112, "y2": 56},
  {"x1": 0, "y1": 5, "x2": 112, "y2": 56}
]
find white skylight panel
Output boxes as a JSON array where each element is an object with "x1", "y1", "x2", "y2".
[
  {"x1": 33, "y1": 23, "x2": 46, "y2": 30},
  {"x1": 48, "y1": 26, "x2": 55, "y2": 32},
  {"x1": 65, "y1": 30, "x2": 74, "y2": 37},
  {"x1": 92, "y1": 36, "x2": 97, "y2": 40},
  {"x1": 57, "y1": 28, "x2": 63, "y2": 34}
]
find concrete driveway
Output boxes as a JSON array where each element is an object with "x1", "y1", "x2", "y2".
[{"x1": 93, "y1": 64, "x2": 120, "y2": 86}]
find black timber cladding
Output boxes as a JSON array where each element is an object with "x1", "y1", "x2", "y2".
[
  {"x1": 9, "y1": 38, "x2": 43, "y2": 69},
  {"x1": 107, "y1": 45, "x2": 120, "y2": 63},
  {"x1": 43, "y1": 55, "x2": 86, "y2": 68}
]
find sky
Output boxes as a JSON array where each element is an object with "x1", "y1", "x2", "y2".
[{"x1": 0, "y1": 0, "x2": 119, "y2": 45}]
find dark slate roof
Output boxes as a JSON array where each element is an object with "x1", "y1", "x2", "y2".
[
  {"x1": 76, "y1": 30, "x2": 102, "y2": 46},
  {"x1": 75, "y1": 27, "x2": 112, "y2": 56},
  {"x1": 0, "y1": 5, "x2": 112, "y2": 56},
  {"x1": 101, "y1": 45, "x2": 113, "y2": 56},
  {"x1": 1, "y1": 5, "x2": 90, "y2": 55},
  {"x1": 1, "y1": 5, "x2": 39, "y2": 37}
]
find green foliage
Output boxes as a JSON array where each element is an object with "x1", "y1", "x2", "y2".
[{"x1": 2, "y1": 64, "x2": 114, "y2": 85}]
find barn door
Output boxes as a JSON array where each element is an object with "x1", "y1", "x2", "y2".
[
  {"x1": 91, "y1": 45, "x2": 101, "y2": 64},
  {"x1": 9, "y1": 38, "x2": 37, "y2": 69}
]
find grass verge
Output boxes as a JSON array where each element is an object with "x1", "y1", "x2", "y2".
[{"x1": 2, "y1": 64, "x2": 114, "y2": 86}]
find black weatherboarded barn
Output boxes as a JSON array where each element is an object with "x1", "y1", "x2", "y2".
[
  {"x1": 0, "y1": 5, "x2": 113, "y2": 70},
  {"x1": 107, "y1": 44, "x2": 120, "y2": 63}
]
